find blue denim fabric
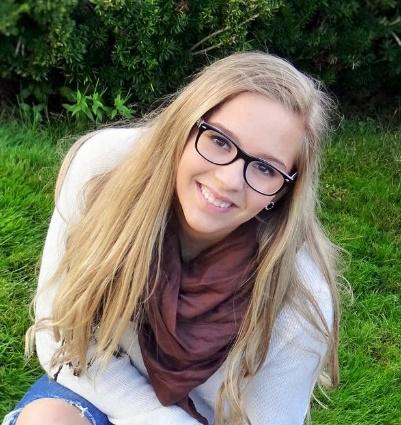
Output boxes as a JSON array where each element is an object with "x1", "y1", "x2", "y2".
[{"x1": 1, "y1": 375, "x2": 112, "y2": 425}]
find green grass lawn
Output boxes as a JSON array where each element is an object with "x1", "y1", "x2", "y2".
[{"x1": 0, "y1": 119, "x2": 400, "y2": 424}]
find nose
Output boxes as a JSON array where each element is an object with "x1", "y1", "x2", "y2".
[{"x1": 213, "y1": 158, "x2": 246, "y2": 192}]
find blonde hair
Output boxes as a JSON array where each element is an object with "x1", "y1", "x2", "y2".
[{"x1": 28, "y1": 52, "x2": 340, "y2": 425}]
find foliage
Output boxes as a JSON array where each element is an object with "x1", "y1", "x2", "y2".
[
  {"x1": 266, "y1": 0, "x2": 401, "y2": 98},
  {"x1": 61, "y1": 86, "x2": 134, "y2": 123},
  {"x1": 0, "y1": 0, "x2": 400, "y2": 117}
]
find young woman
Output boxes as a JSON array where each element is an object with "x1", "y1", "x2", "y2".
[{"x1": 3, "y1": 52, "x2": 340, "y2": 425}]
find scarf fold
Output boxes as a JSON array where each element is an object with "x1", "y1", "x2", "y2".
[{"x1": 138, "y1": 217, "x2": 258, "y2": 424}]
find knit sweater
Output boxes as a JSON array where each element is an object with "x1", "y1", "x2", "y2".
[{"x1": 34, "y1": 128, "x2": 334, "y2": 425}]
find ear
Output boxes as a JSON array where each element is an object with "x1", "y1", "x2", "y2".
[{"x1": 258, "y1": 185, "x2": 293, "y2": 219}]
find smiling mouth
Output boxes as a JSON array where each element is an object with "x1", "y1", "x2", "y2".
[{"x1": 198, "y1": 183, "x2": 234, "y2": 209}]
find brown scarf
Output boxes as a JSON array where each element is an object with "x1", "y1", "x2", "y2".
[{"x1": 138, "y1": 216, "x2": 258, "y2": 424}]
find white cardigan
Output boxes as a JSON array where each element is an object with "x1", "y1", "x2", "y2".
[{"x1": 34, "y1": 128, "x2": 333, "y2": 425}]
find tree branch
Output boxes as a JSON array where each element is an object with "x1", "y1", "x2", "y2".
[{"x1": 189, "y1": 13, "x2": 259, "y2": 52}]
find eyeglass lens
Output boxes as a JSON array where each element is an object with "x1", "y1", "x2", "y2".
[{"x1": 197, "y1": 129, "x2": 285, "y2": 195}]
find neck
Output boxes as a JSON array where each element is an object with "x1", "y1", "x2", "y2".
[
  {"x1": 174, "y1": 209, "x2": 229, "y2": 262},
  {"x1": 178, "y1": 227, "x2": 222, "y2": 262}
]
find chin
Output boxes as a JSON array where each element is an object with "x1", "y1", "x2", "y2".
[{"x1": 181, "y1": 211, "x2": 232, "y2": 238}]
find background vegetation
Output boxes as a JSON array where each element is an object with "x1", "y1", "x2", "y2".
[{"x1": 1, "y1": 0, "x2": 400, "y2": 121}]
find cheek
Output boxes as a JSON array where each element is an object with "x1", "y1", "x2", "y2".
[
  {"x1": 176, "y1": 142, "x2": 192, "y2": 178},
  {"x1": 175, "y1": 159, "x2": 187, "y2": 198},
  {"x1": 246, "y1": 191, "x2": 271, "y2": 215},
  {"x1": 175, "y1": 144, "x2": 201, "y2": 196},
  {"x1": 177, "y1": 143, "x2": 209, "y2": 184}
]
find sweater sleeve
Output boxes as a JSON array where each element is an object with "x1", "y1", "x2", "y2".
[
  {"x1": 34, "y1": 129, "x2": 203, "y2": 425},
  {"x1": 242, "y1": 250, "x2": 334, "y2": 425}
]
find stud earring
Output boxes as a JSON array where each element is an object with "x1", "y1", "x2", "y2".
[{"x1": 264, "y1": 201, "x2": 275, "y2": 211}]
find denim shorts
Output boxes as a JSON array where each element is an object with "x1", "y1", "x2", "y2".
[{"x1": 1, "y1": 375, "x2": 112, "y2": 425}]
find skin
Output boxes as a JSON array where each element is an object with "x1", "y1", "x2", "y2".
[
  {"x1": 175, "y1": 92, "x2": 305, "y2": 261},
  {"x1": 15, "y1": 398, "x2": 91, "y2": 425}
]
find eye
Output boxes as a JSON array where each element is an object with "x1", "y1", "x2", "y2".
[
  {"x1": 252, "y1": 161, "x2": 277, "y2": 176},
  {"x1": 209, "y1": 134, "x2": 232, "y2": 151}
]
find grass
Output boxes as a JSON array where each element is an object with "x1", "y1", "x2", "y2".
[
  {"x1": 0, "y1": 122, "x2": 76, "y2": 410},
  {"x1": 0, "y1": 118, "x2": 400, "y2": 424},
  {"x1": 312, "y1": 120, "x2": 401, "y2": 425}
]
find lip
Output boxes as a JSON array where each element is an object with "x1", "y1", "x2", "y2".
[{"x1": 196, "y1": 182, "x2": 238, "y2": 209}]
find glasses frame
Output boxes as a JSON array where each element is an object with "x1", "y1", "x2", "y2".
[{"x1": 195, "y1": 119, "x2": 298, "y2": 196}]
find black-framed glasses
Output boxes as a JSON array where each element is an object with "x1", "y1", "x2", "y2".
[{"x1": 195, "y1": 119, "x2": 297, "y2": 196}]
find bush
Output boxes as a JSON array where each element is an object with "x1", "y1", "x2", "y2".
[
  {"x1": 267, "y1": 1, "x2": 401, "y2": 100},
  {"x1": 0, "y1": 0, "x2": 400, "y2": 117}
]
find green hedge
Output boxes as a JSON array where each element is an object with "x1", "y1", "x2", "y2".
[{"x1": 0, "y1": 0, "x2": 400, "y2": 113}]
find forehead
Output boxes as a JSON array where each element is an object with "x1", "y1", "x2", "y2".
[{"x1": 207, "y1": 92, "x2": 305, "y2": 171}]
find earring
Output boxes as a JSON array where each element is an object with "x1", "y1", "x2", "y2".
[{"x1": 265, "y1": 201, "x2": 275, "y2": 211}]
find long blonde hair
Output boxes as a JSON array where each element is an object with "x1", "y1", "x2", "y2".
[{"x1": 28, "y1": 52, "x2": 340, "y2": 425}]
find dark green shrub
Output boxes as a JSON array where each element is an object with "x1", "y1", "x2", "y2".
[
  {"x1": 266, "y1": 1, "x2": 401, "y2": 99},
  {"x1": 0, "y1": 0, "x2": 400, "y2": 117}
]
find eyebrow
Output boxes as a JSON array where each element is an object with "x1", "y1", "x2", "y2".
[{"x1": 209, "y1": 121, "x2": 288, "y2": 171}]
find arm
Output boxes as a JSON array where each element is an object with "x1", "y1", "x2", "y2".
[
  {"x1": 34, "y1": 129, "x2": 202, "y2": 425},
  {"x1": 243, "y1": 251, "x2": 334, "y2": 425},
  {"x1": 242, "y1": 311, "x2": 329, "y2": 425}
]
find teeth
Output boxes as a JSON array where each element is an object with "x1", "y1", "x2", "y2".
[{"x1": 200, "y1": 184, "x2": 232, "y2": 209}]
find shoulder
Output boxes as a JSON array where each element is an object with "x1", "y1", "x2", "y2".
[
  {"x1": 69, "y1": 127, "x2": 144, "y2": 175},
  {"x1": 56, "y1": 127, "x2": 145, "y2": 220}
]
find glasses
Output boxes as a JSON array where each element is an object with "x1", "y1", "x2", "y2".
[{"x1": 195, "y1": 119, "x2": 297, "y2": 196}]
